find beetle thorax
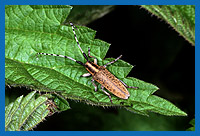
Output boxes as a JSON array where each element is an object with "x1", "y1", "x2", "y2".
[{"x1": 85, "y1": 61, "x2": 100, "y2": 75}]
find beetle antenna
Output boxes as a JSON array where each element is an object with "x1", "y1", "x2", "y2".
[
  {"x1": 70, "y1": 22, "x2": 89, "y2": 61},
  {"x1": 36, "y1": 52, "x2": 85, "y2": 66}
]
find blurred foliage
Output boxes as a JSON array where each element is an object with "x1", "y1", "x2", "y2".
[
  {"x1": 35, "y1": 100, "x2": 188, "y2": 131},
  {"x1": 66, "y1": 5, "x2": 115, "y2": 25},
  {"x1": 186, "y1": 118, "x2": 195, "y2": 131}
]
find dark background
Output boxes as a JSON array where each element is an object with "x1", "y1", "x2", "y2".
[{"x1": 6, "y1": 5, "x2": 195, "y2": 131}]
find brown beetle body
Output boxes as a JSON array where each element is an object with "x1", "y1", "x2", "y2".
[
  {"x1": 37, "y1": 22, "x2": 137, "y2": 103},
  {"x1": 85, "y1": 61, "x2": 130, "y2": 99},
  {"x1": 93, "y1": 66, "x2": 130, "y2": 99}
]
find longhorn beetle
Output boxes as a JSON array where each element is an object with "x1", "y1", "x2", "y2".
[{"x1": 37, "y1": 22, "x2": 138, "y2": 103}]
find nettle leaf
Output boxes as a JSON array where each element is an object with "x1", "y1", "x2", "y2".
[
  {"x1": 5, "y1": 5, "x2": 187, "y2": 116},
  {"x1": 5, "y1": 91, "x2": 49, "y2": 131},
  {"x1": 141, "y1": 5, "x2": 195, "y2": 46}
]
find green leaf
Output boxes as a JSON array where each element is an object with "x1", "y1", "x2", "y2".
[
  {"x1": 5, "y1": 91, "x2": 49, "y2": 131},
  {"x1": 141, "y1": 5, "x2": 195, "y2": 46},
  {"x1": 126, "y1": 91, "x2": 187, "y2": 116},
  {"x1": 52, "y1": 92, "x2": 71, "y2": 111},
  {"x1": 187, "y1": 118, "x2": 195, "y2": 131},
  {"x1": 5, "y1": 5, "x2": 187, "y2": 116}
]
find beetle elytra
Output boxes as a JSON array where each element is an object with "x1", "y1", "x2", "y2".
[{"x1": 37, "y1": 22, "x2": 138, "y2": 103}]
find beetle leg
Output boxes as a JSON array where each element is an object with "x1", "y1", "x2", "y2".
[
  {"x1": 104, "y1": 55, "x2": 122, "y2": 68},
  {"x1": 119, "y1": 79, "x2": 138, "y2": 89},
  {"x1": 101, "y1": 86, "x2": 113, "y2": 103},
  {"x1": 91, "y1": 78, "x2": 98, "y2": 92},
  {"x1": 81, "y1": 73, "x2": 91, "y2": 77},
  {"x1": 88, "y1": 47, "x2": 97, "y2": 64}
]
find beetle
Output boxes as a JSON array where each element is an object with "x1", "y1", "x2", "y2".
[{"x1": 37, "y1": 22, "x2": 138, "y2": 103}]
